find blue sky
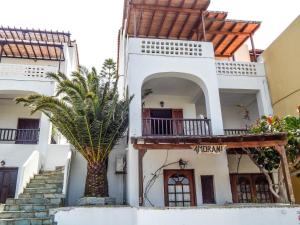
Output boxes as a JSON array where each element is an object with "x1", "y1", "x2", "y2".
[{"x1": 0, "y1": 0, "x2": 299, "y2": 69}]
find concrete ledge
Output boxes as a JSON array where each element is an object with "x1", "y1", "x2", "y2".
[{"x1": 52, "y1": 204, "x2": 300, "y2": 225}]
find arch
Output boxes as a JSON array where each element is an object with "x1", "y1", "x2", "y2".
[{"x1": 142, "y1": 72, "x2": 209, "y2": 101}]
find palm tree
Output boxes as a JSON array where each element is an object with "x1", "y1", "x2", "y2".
[{"x1": 16, "y1": 59, "x2": 132, "y2": 197}]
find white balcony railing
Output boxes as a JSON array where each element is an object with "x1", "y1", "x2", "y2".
[
  {"x1": 215, "y1": 61, "x2": 265, "y2": 77},
  {"x1": 128, "y1": 38, "x2": 215, "y2": 58},
  {"x1": 0, "y1": 64, "x2": 58, "y2": 81}
]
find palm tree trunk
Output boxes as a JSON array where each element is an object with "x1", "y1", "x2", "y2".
[{"x1": 85, "y1": 161, "x2": 108, "y2": 197}]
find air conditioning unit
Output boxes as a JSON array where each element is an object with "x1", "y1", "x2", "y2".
[{"x1": 115, "y1": 156, "x2": 126, "y2": 174}]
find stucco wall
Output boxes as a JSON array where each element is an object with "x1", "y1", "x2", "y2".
[
  {"x1": 53, "y1": 206, "x2": 300, "y2": 225},
  {"x1": 143, "y1": 94, "x2": 196, "y2": 118},
  {"x1": 0, "y1": 99, "x2": 41, "y2": 129},
  {"x1": 143, "y1": 150, "x2": 232, "y2": 206},
  {"x1": 262, "y1": 16, "x2": 300, "y2": 117}
]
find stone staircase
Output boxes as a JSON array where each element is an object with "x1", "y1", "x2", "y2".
[{"x1": 0, "y1": 168, "x2": 65, "y2": 225}]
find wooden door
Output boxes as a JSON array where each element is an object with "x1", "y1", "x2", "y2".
[
  {"x1": 164, "y1": 169, "x2": 196, "y2": 207},
  {"x1": 142, "y1": 109, "x2": 151, "y2": 135},
  {"x1": 172, "y1": 109, "x2": 183, "y2": 135},
  {"x1": 201, "y1": 175, "x2": 215, "y2": 204},
  {"x1": 0, "y1": 168, "x2": 18, "y2": 203},
  {"x1": 16, "y1": 118, "x2": 40, "y2": 144}
]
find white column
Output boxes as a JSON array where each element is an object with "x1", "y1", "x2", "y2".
[
  {"x1": 256, "y1": 80, "x2": 273, "y2": 117},
  {"x1": 38, "y1": 113, "x2": 51, "y2": 167},
  {"x1": 206, "y1": 87, "x2": 224, "y2": 135}
]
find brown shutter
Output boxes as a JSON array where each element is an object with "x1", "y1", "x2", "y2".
[
  {"x1": 201, "y1": 175, "x2": 215, "y2": 204},
  {"x1": 142, "y1": 108, "x2": 151, "y2": 135},
  {"x1": 172, "y1": 109, "x2": 183, "y2": 135}
]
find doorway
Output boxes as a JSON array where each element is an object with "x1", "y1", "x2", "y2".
[
  {"x1": 0, "y1": 168, "x2": 18, "y2": 203},
  {"x1": 164, "y1": 169, "x2": 196, "y2": 207},
  {"x1": 16, "y1": 118, "x2": 40, "y2": 144}
]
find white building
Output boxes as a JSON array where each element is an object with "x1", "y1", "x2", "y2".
[
  {"x1": 0, "y1": 27, "x2": 78, "y2": 203},
  {"x1": 54, "y1": 1, "x2": 300, "y2": 224}
]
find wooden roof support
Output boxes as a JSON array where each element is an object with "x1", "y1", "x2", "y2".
[
  {"x1": 275, "y1": 145, "x2": 295, "y2": 203},
  {"x1": 220, "y1": 23, "x2": 249, "y2": 55},
  {"x1": 166, "y1": 0, "x2": 186, "y2": 38},
  {"x1": 137, "y1": 0, "x2": 145, "y2": 36},
  {"x1": 250, "y1": 34, "x2": 257, "y2": 62},
  {"x1": 176, "y1": 0, "x2": 198, "y2": 39},
  {"x1": 156, "y1": 0, "x2": 172, "y2": 37},
  {"x1": 146, "y1": 0, "x2": 159, "y2": 36},
  {"x1": 131, "y1": 3, "x2": 205, "y2": 14}
]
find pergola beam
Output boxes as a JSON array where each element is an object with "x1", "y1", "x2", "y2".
[{"x1": 131, "y1": 3, "x2": 204, "y2": 14}]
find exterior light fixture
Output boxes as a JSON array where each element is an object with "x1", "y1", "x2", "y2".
[
  {"x1": 0, "y1": 160, "x2": 5, "y2": 167},
  {"x1": 178, "y1": 158, "x2": 188, "y2": 169},
  {"x1": 160, "y1": 101, "x2": 164, "y2": 108}
]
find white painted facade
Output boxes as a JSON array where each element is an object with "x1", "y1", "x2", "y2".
[
  {"x1": 0, "y1": 40, "x2": 78, "y2": 199},
  {"x1": 53, "y1": 206, "x2": 300, "y2": 225},
  {"x1": 117, "y1": 33, "x2": 274, "y2": 208}
]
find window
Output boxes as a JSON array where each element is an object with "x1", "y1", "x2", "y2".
[
  {"x1": 230, "y1": 174, "x2": 274, "y2": 203},
  {"x1": 255, "y1": 176, "x2": 273, "y2": 203},
  {"x1": 164, "y1": 170, "x2": 196, "y2": 207}
]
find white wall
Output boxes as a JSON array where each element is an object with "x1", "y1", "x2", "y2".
[
  {"x1": 0, "y1": 99, "x2": 41, "y2": 129},
  {"x1": 143, "y1": 150, "x2": 232, "y2": 207},
  {"x1": 227, "y1": 155, "x2": 260, "y2": 174},
  {"x1": 44, "y1": 145, "x2": 71, "y2": 171},
  {"x1": 53, "y1": 206, "x2": 300, "y2": 225},
  {"x1": 233, "y1": 44, "x2": 251, "y2": 62},
  {"x1": 67, "y1": 138, "x2": 128, "y2": 206},
  {"x1": 143, "y1": 95, "x2": 196, "y2": 118}
]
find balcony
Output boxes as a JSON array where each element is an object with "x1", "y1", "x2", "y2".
[
  {"x1": 224, "y1": 129, "x2": 250, "y2": 136},
  {"x1": 0, "y1": 128, "x2": 40, "y2": 144},
  {"x1": 215, "y1": 61, "x2": 265, "y2": 77},
  {"x1": 142, "y1": 118, "x2": 212, "y2": 137},
  {"x1": 128, "y1": 38, "x2": 214, "y2": 58},
  {"x1": 0, "y1": 64, "x2": 57, "y2": 81}
]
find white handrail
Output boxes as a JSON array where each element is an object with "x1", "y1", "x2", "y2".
[
  {"x1": 16, "y1": 150, "x2": 40, "y2": 197},
  {"x1": 62, "y1": 151, "x2": 72, "y2": 195}
]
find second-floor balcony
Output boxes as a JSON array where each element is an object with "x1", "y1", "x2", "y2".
[
  {"x1": 0, "y1": 128, "x2": 40, "y2": 144},
  {"x1": 142, "y1": 118, "x2": 212, "y2": 136}
]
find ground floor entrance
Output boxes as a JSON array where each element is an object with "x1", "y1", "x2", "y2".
[{"x1": 0, "y1": 167, "x2": 18, "y2": 203}]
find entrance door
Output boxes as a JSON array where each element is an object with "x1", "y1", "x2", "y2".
[
  {"x1": 16, "y1": 118, "x2": 40, "y2": 144},
  {"x1": 201, "y1": 175, "x2": 215, "y2": 204},
  {"x1": 0, "y1": 168, "x2": 18, "y2": 203},
  {"x1": 230, "y1": 174, "x2": 274, "y2": 203},
  {"x1": 164, "y1": 169, "x2": 196, "y2": 207}
]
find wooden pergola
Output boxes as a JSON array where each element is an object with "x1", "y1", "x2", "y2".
[
  {"x1": 0, "y1": 26, "x2": 72, "y2": 62},
  {"x1": 122, "y1": 0, "x2": 260, "y2": 59},
  {"x1": 131, "y1": 133, "x2": 295, "y2": 206}
]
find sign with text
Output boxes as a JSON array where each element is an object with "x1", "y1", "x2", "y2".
[{"x1": 194, "y1": 145, "x2": 226, "y2": 154}]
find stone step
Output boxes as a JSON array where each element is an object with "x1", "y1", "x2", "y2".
[
  {"x1": 40, "y1": 170, "x2": 64, "y2": 175},
  {"x1": 24, "y1": 187, "x2": 62, "y2": 194},
  {"x1": 27, "y1": 183, "x2": 63, "y2": 189},
  {"x1": 33, "y1": 174, "x2": 64, "y2": 180},
  {"x1": 0, "y1": 217, "x2": 53, "y2": 225},
  {"x1": 4, "y1": 204, "x2": 60, "y2": 212},
  {"x1": 0, "y1": 210, "x2": 48, "y2": 219},
  {"x1": 6, "y1": 198, "x2": 63, "y2": 205},
  {"x1": 19, "y1": 193, "x2": 64, "y2": 199},
  {"x1": 30, "y1": 179, "x2": 63, "y2": 184}
]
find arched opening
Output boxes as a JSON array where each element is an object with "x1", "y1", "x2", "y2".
[{"x1": 141, "y1": 73, "x2": 211, "y2": 136}]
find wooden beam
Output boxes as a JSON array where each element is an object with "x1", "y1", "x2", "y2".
[
  {"x1": 156, "y1": 0, "x2": 172, "y2": 37},
  {"x1": 146, "y1": 0, "x2": 159, "y2": 37},
  {"x1": 131, "y1": 3, "x2": 204, "y2": 14},
  {"x1": 220, "y1": 23, "x2": 249, "y2": 55},
  {"x1": 138, "y1": 149, "x2": 146, "y2": 206},
  {"x1": 250, "y1": 34, "x2": 257, "y2": 62},
  {"x1": 133, "y1": 140, "x2": 287, "y2": 150},
  {"x1": 136, "y1": 0, "x2": 145, "y2": 36},
  {"x1": 166, "y1": 0, "x2": 186, "y2": 38},
  {"x1": 176, "y1": 0, "x2": 197, "y2": 39},
  {"x1": 275, "y1": 145, "x2": 295, "y2": 203}
]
